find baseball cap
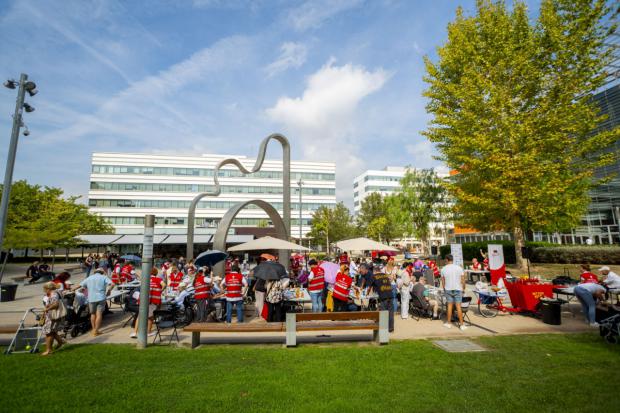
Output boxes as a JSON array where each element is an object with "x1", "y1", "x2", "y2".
[{"x1": 599, "y1": 266, "x2": 610, "y2": 272}]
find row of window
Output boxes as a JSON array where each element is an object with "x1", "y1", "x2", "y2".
[
  {"x1": 92, "y1": 165, "x2": 335, "y2": 181},
  {"x1": 103, "y1": 216, "x2": 312, "y2": 226},
  {"x1": 90, "y1": 181, "x2": 336, "y2": 196},
  {"x1": 364, "y1": 186, "x2": 398, "y2": 192},
  {"x1": 364, "y1": 175, "x2": 402, "y2": 182},
  {"x1": 88, "y1": 199, "x2": 333, "y2": 211}
]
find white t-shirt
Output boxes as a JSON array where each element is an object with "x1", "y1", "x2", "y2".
[
  {"x1": 603, "y1": 271, "x2": 620, "y2": 289},
  {"x1": 441, "y1": 263, "x2": 464, "y2": 291}
]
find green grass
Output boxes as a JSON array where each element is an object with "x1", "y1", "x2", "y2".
[{"x1": 1, "y1": 333, "x2": 619, "y2": 413}]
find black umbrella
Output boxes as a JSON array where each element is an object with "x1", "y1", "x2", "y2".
[
  {"x1": 253, "y1": 261, "x2": 287, "y2": 281},
  {"x1": 195, "y1": 250, "x2": 228, "y2": 268}
]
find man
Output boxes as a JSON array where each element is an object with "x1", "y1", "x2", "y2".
[
  {"x1": 120, "y1": 262, "x2": 133, "y2": 284},
  {"x1": 193, "y1": 267, "x2": 212, "y2": 322},
  {"x1": 441, "y1": 254, "x2": 467, "y2": 331},
  {"x1": 411, "y1": 276, "x2": 440, "y2": 320},
  {"x1": 369, "y1": 270, "x2": 395, "y2": 332},
  {"x1": 307, "y1": 259, "x2": 325, "y2": 313},
  {"x1": 26, "y1": 261, "x2": 42, "y2": 284},
  {"x1": 131, "y1": 267, "x2": 163, "y2": 338},
  {"x1": 220, "y1": 264, "x2": 247, "y2": 323},
  {"x1": 73, "y1": 267, "x2": 114, "y2": 336},
  {"x1": 357, "y1": 263, "x2": 374, "y2": 289},
  {"x1": 339, "y1": 251, "x2": 350, "y2": 265},
  {"x1": 84, "y1": 254, "x2": 94, "y2": 277},
  {"x1": 599, "y1": 266, "x2": 620, "y2": 289},
  {"x1": 574, "y1": 282, "x2": 606, "y2": 327}
]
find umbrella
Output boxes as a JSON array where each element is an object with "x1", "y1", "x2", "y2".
[
  {"x1": 335, "y1": 237, "x2": 399, "y2": 252},
  {"x1": 320, "y1": 261, "x2": 340, "y2": 284},
  {"x1": 253, "y1": 261, "x2": 287, "y2": 281},
  {"x1": 120, "y1": 254, "x2": 141, "y2": 262},
  {"x1": 195, "y1": 250, "x2": 228, "y2": 268},
  {"x1": 376, "y1": 250, "x2": 397, "y2": 257},
  {"x1": 227, "y1": 236, "x2": 311, "y2": 251}
]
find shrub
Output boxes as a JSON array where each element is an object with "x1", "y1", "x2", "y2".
[{"x1": 531, "y1": 246, "x2": 620, "y2": 264}]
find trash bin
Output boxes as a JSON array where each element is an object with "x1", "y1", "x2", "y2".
[
  {"x1": 0, "y1": 283, "x2": 18, "y2": 302},
  {"x1": 540, "y1": 299, "x2": 562, "y2": 325}
]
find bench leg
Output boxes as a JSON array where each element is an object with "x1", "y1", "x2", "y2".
[
  {"x1": 192, "y1": 331, "x2": 200, "y2": 349},
  {"x1": 378, "y1": 310, "x2": 389, "y2": 345},
  {"x1": 285, "y1": 313, "x2": 297, "y2": 347}
]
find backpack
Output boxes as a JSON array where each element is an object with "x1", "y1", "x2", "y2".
[{"x1": 266, "y1": 280, "x2": 283, "y2": 303}]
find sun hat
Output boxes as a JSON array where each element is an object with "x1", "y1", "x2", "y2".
[{"x1": 599, "y1": 266, "x2": 611, "y2": 271}]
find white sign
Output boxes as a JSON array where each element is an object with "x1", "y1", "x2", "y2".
[
  {"x1": 488, "y1": 244, "x2": 504, "y2": 270},
  {"x1": 450, "y1": 244, "x2": 464, "y2": 268}
]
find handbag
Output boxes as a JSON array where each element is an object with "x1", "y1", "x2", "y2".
[
  {"x1": 266, "y1": 281, "x2": 283, "y2": 304},
  {"x1": 50, "y1": 294, "x2": 67, "y2": 320},
  {"x1": 261, "y1": 302, "x2": 269, "y2": 320}
]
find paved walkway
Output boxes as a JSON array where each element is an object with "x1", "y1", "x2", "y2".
[{"x1": 0, "y1": 263, "x2": 595, "y2": 347}]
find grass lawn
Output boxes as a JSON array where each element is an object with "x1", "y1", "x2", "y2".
[{"x1": 1, "y1": 333, "x2": 619, "y2": 413}]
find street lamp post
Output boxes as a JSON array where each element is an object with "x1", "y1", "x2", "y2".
[
  {"x1": 0, "y1": 74, "x2": 37, "y2": 283},
  {"x1": 297, "y1": 178, "x2": 303, "y2": 245}
]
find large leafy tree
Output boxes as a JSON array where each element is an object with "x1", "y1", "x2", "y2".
[
  {"x1": 423, "y1": 0, "x2": 619, "y2": 268},
  {"x1": 308, "y1": 202, "x2": 356, "y2": 255},
  {"x1": 2, "y1": 180, "x2": 114, "y2": 252},
  {"x1": 394, "y1": 169, "x2": 451, "y2": 254},
  {"x1": 356, "y1": 193, "x2": 404, "y2": 242}
]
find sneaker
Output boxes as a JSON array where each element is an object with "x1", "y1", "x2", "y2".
[
  {"x1": 459, "y1": 325, "x2": 468, "y2": 331},
  {"x1": 129, "y1": 332, "x2": 137, "y2": 338},
  {"x1": 443, "y1": 323, "x2": 452, "y2": 329},
  {"x1": 589, "y1": 322, "x2": 600, "y2": 328},
  {"x1": 148, "y1": 331, "x2": 157, "y2": 337}
]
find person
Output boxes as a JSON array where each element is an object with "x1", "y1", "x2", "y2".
[
  {"x1": 599, "y1": 266, "x2": 620, "y2": 289},
  {"x1": 130, "y1": 268, "x2": 163, "y2": 338},
  {"x1": 441, "y1": 254, "x2": 467, "y2": 331},
  {"x1": 253, "y1": 275, "x2": 267, "y2": 318},
  {"x1": 193, "y1": 267, "x2": 211, "y2": 322},
  {"x1": 41, "y1": 282, "x2": 66, "y2": 356},
  {"x1": 339, "y1": 251, "x2": 350, "y2": 265},
  {"x1": 52, "y1": 272, "x2": 71, "y2": 292},
  {"x1": 471, "y1": 258, "x2": 481, "y2": 270},
  {"x1": 398, "y1": 265, "x2": 412, "y2": 319},
  {"x1": 98, "y1": 254, "x2": 109, "y2": 276},
  {"x1": 350, "y1": 258, "x2": 360, "y2": 279},
  {"x1": 369, "y1": 270, "x2": 395, "y2": 332},
  {"x1": 111, "y1": 259, "x2": 122, "y2": 285},
  {"x1": 72, "y1": 267, "x2": 114, "y2": 336},
  {"x1": 413, "y1": 257, "x2": 424, "y2": 271},
  {"x1": 221, "y1": 264, "x2": 247, "y2": 323},
  {"x1": 428, "y1": 259, "x2": 440, "y2": 280},
  {"x1": 84, "y1": 254, "x2": 94, "y2": 277},
  {"x1": 26, "y1": 261, "x2": 39, "y2": 282},
  {"x1": 38, "y1": 262, "x2": 54, "y2": 281},
  {"x1": 332, "y1": 265, "x2": 353, "y2": 312},
  {"x1": 168, "y1": 265, "x2": 184, "y2": 292},
  {"x1": 384, "y1": 257, "x2": 399, "y2": 313},
  {"x1": 411, "y1": 276, "x2": 440, "y2": 319},
  {"x1": 120, "y1": 262, "x2": 134, "y2": 284},
  {"x1": 579, "y1": 264, "x2": 599, "y2": 284},
  {"x1": 357, "y1": 263, "x2": 374, "y2": 289},
  {"x1": 265, "y1": 276, "x2": 287, "y2": 322},
  {"x1": 574, "y1": 282, "x2": 606, "y2": 327},
  {"x1": 307, "y1": 259, "x2": 325, "y2": 313},
  {"x1": 480, "y1": 249, "x2": 489, "y2": 271}
]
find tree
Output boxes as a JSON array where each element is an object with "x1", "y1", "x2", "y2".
[
  {"x1": 308, "y1": 202, "x2": 356, "y2": 255},
  {"x1": 2, "y1": 180, "x2": 114, "y2": 252},
  {"x1": 423, "y1": 0, "x2": 619, "y2": 268},
  {"x1": 394, "y1": 169, "x2": 451, "y2": 254},
  {"x1": 356, "y1": 193, "x2": 404, "y2": 243}
]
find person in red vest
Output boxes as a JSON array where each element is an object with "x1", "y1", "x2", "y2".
[
  {"x1": 131, "y1": 267, "x2": 163, "y2": 338},
  {"x1": 220, "y1": 264, "x2": 247, "y2": 323},
  {"x1": 428, "y1": 260, "x2": 440, "y2": 278},
  {"x1": 480, "y1": 249, "x2": 489, "y2": 271},
  {"x1": 471, "y1": 258, "x2": 482, "y2": 270},
  {"x1": 111, "y1": 259, "x2": 122, "y2": 285},
  {"x1": 339, "y1": 251, "x2": 350, "y2": 265},
  {"x1": 579, "y1": 264, "x2": 599, "y2": 284},
  {"x1": 193, "y1": 267, "x2": 212, "y2": 322},
  {"x1": 307, "y1": 259, "x2": 325, "y2": 312},
  {"x1": 332, "y1": 264, "x2": 353, "y2": 312},
  {"x1": 120, "y1": 262, "x2": 133, "y2": 284},
  {"x1": 167, "y1": 265, "x2": 183, "y2": 292}
]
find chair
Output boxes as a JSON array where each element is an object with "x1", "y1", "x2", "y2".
[
  {"x1": 409, "y1": 293, "x2": 431, "y2": 321},
  {"x1": 121, "y1": 291, "x2": 139, "y2": 328},
  {"x1": 450, "y1": 296, "x2": 472, "y2": 325},
  {"x1": 153, "y1": 309, "x2": 180, "y2": 345}
]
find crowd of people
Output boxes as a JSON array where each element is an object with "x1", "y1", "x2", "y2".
[{"x1": 573, "y1": 264, "x2": 620, "y2": 327}]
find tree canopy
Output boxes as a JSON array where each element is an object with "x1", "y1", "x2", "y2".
[
  {"x1": 307, "y1": 202, "x2": 356, "y2": 254},
  {"x1": 423, "y1": 0, "x2": 619, "y2": 267},
  {"x1": 355, "y1": 192, "x2": 404, "y2": 243},
  {"x1": 2, "y1": 180, "x2": 114, "y2": 251}
]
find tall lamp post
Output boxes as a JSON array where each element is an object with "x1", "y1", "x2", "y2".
[
  {"x1": 297, "y1": 178, "x2": 303, "y2": 245},
  {"x1": 0, "y1": 74, "x2": 37, "y2": 283}
]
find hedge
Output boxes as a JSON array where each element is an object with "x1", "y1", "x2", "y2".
[{"x1": 440, "y1": 242, "x2": 620, "y2": 265}]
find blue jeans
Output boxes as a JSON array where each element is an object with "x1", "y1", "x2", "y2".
[
  {"x1": 392, "y1": 285, "x2": 399, "y2": 312},
  {"x1": 85, "y1": 265, "x2": 92, "y2": 277},
  {"x1": 310, "y1": 291, "x2": 323, "y2": 313},
  {"x1": 226, "y1": 300, "x2": 244, "y2": 323},
  {"x1": 574, "y1": 286, "x2": 596, "y2": 323}
]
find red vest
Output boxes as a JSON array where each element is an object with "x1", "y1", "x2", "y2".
[
  {"x1": 333, "y1": 272, "x2": 352, "y2": 302},
  {"x1": 339, "y1": 254, "x2": 350, "y2": 265},
  {"x1": 429, "y1": 261, "x2": 440, "y2": 276},
  {"x1": 580, "y1": 272, "x2": 599, "y2": 284},
  {"x1": 120, "y1": 265, "x2": 132, "y2": 283},
  {"x1": 225, "y1": 273, "x2": 243, "y2": 299},
  {"x1": 149, "y1": 276, "x2": 163, "y2": 305},
  {"x1": 483, "y1": 258, "x2": 489, "y2": 270},
  {"x1": 471, "y1": 262, "x2": 481, "y2": 270},
  {"x1": 308, "y1": 267, "x2": 325, "y2": 292},
  {"x1": 111, "y1": 264, "x2": 121, "y2": 284},
  {"x1": 168, "y1": 271, "x2": 183, "y2": 291},
  {"x1": 193, "y1": 275, "x2": 211, "y2": 300}
]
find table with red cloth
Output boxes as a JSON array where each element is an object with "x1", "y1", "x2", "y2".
[{"x1": 505, "y1": 279, "x2": 556, "y2": 312}]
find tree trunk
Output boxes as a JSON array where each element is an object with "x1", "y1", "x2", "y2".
[{"x1": 513, "y1": 226, "x2": 527, "y2": 270}]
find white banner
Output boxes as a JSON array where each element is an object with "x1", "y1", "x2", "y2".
[
  {"x1": 488, "y1": 244, "x2": 504, "y2": 270},
  {"x1": 450, "y1": 244, "x2": 464, "y2": 268}
]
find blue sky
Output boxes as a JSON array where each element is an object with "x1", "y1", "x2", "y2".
[{"x1": 0, "y1": 0, "x2": 541, "y2": 207}]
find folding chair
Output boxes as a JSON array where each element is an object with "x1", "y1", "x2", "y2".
[
  {"x1": 153, "y1": 309, "x2": 180, "y2": 345},
  {"x1": 121, "y1": 292, "x2": 140, "y2": 328},
  {"x1": 409, "y1": 293, "x2": 431, "y2": 321},
  {"x1": 450, "y1": 296, "x2": 472, "y2": 325}
]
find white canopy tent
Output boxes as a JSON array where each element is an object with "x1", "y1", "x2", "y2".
[
  {"x1": 227, "y1": 236, "x2": 311, "y2": 252},
  {"x1": 334, "y1": 237, "x2": 399, "y2": 252}
]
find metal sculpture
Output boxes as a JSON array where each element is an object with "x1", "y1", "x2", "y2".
[{"x1": 186, "y1": 133, "x2": 291, "y2": 262}]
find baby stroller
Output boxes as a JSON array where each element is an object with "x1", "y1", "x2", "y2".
[
  {"x1": 62, "y1": 293, "x2": 91, "y2": 338},
  {"x1": 206, "y1": 298, "x2": 227, "y2": 323},
  {"x1": 599, "y1": 314, "x2": 620, "y2": 344}
]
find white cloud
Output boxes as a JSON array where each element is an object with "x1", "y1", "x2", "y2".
[
  {"x1": 264, "y1": 42, "x2": 308, "y2": 77},
  {"x1": 266, "y1": 59, "x2": 389, "y2": 204},
  {"x1": 405, "y1": 140, "x2": 438, "y2": 169},
  {"x1": 287, "y1": 0, "x2": 364, "y2": 32}
]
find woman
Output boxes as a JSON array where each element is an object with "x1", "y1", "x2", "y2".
[
  {"x1": 332, "y1": 265, "x2": 353, "y2": 312},
  {"x1": 41, "y1": 282, "x2": 65, "y2": 356},
  {"x1": 265, "y1": 277, "x2": 287, "y2": 322},
  {"x1": 398, "y1": 265, "x2": 413, "y2": 319},
  {"x1": 52, "y1": 272, "x2": 71, "y2": 292},
  {"x1": 384, "y1": 258, "x2": 399, "y2": 313},
  {"x1": 579, "y1": 264, "x2": 599, "y2": 284}
]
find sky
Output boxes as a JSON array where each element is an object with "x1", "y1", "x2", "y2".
[{"x1": 0, "y1": 0, "x2": 541, "y2": 208}]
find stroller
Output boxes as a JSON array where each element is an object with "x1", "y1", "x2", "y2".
[
  {"x1": 62, "y1": 292, "x2": 91, "y2": 338},
  {"x1": 599, "y1": 314, "x2": 620, "y2": 344}
]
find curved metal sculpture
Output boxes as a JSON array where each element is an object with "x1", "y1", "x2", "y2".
[
  {"x1": 211, "y1": 200, "x2": 288, "y2": 276},
  {"x1": 186, "y1": 133, "x2": 291, "y2": 260}
]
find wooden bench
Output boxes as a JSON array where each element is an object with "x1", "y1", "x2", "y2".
[
  {"x1": 286, "y1": 311, "x2": 388, "y2": 347},
  {"x1": 0, "y1": 325, "x2": 18, "y2": 335},
  {"x1": 185, "y1": 322, "x2": 285, "y2": 348}
]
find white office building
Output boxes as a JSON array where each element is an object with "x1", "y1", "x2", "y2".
[{"x1": 88, "y1": 152, "x2": 336, "y2": 238}]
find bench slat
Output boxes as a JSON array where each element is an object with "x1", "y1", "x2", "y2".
[
  {"x1": 185, "y1": 322, "x2": 284, "y2": 333},
  {"x1": 295, "y1": 311, "x2": 379, "y2": 322},
  {"x1": 0, "y1": 326, "x2": 17, "y2": 334},
  {"x1": 296, "y1": 322, "x2": 379, "y2": 331}
]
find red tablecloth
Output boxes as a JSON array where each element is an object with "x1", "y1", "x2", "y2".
[{"x1": 505, "y1": 281, "x2": 556, "y2": 312}]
